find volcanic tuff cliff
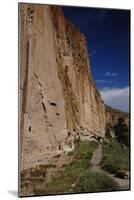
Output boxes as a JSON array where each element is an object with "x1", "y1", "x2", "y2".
[
  {"x1": 105, "y1": 105, "x2": 129, "y2": 137},
  {"x1": 19, "y1": 4, "x2": 106, "y2": 172}
]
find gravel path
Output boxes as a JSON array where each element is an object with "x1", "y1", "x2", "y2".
[{"x1": 90, "y1": 144, "x2": 102, "y2": 166}]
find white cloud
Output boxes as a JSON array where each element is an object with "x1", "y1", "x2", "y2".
[
  {"x1": 96, "y1": 80, "x2": 112, "y2": 83},
  {"x1": 104, "y1": 72, "x2": 110, "y2": 76},
  {"x1": 100, "y1": 87, "x2": 129, "y2": 112},
  {"x1": 111, "y1": 72, "x2": 117, "y2": 77},
  {"x1": 103, "y1": 72, "x2": 117, "y2": 77}
]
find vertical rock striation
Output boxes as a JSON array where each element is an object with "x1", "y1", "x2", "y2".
[{"x1": 19, "y1": 4, "x2": 105, "y2": 173}]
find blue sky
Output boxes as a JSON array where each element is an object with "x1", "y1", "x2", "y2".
[{"x1": 62, "y1": 6, "x2": 130, "y2": 112}]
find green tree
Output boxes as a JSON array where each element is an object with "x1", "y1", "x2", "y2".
[{"x1": 114, "y1": 117, "x2": 129, "y2": 146}]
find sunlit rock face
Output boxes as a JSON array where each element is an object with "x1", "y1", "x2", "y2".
[{"x1": 19, "y1": 4, "x2": 106, "y2": 173}]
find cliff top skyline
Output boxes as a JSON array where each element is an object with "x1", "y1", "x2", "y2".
[{"x1": 63, "y1": 6, "x2": 130, "y2": 112}]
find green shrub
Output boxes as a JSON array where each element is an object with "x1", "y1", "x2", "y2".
[
  {"x1": 74, "y1": 141, "x2": 98, "y2": 160},
  {"x1": 74, "y1": 171, "x2": 119, "y2": 192},
  {"x1": 101, "y1": 139, "x2": 129, "y2": 173}
]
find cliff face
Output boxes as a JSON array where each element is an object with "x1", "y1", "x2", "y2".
[
  {"x1": 19, "y1": 4, "x2": 106, "y2": 172},
  {"x1": 105, "y1": 105, "x2": 129, "y2": 137}
]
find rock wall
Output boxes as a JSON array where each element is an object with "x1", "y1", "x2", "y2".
[
  {"x1": 105, "y1": 105, "x2": 129, "y2": 137},
  {"x1": 19, "y1": 4, "x2": 106, "y2": 172}
]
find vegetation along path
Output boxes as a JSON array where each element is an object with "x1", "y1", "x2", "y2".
[{"x1": 90, "y1": 143, "x2": 129, "y2": 190}]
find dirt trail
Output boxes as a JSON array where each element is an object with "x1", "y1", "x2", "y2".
[
  {"x1": 90, "y1": 144, "x2": 102, "y2": 167},
  {"x1": 90, "y1": 144, "x2": 130, "y2": 190}
]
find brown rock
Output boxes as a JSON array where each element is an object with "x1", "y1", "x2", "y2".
[{"x1": 19, "y1": 4, "x2": 106, "y2": 174}]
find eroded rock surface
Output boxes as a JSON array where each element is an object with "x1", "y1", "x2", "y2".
[{"x1": 19, "y1": 4, "x2": 106, "y2": 173}]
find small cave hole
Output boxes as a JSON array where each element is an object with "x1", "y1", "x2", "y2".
[
  {"x1": 43, "y1": 172, "x2": 46, "y2": 178},
  {"x1": 29, "y1": 126, "x2": 31, "y2": 132},
  {"x1": 50, "y1": 102, "x2": 57, "y2": 106},
  {"x1": 68, "y1": 132, "x2": 71, "y2": 137}
]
